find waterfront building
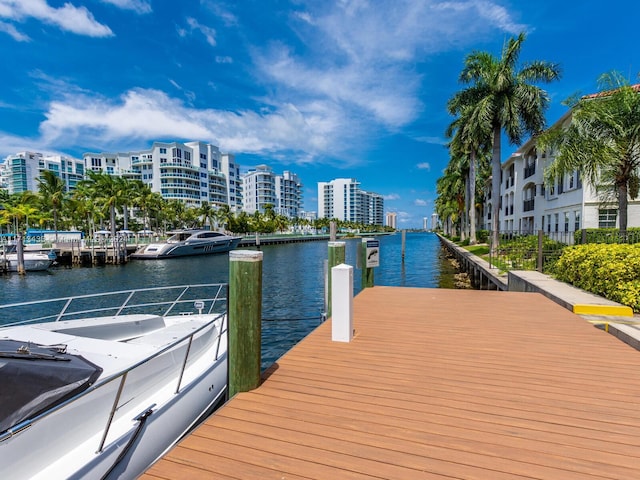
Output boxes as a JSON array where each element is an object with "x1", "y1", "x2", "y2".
[
  {"x1": 83, "y1": 141, "x2": 242, "y2": 210},
  {"x1": 483, "y1": 107, "x2": 640, "y2": 236},
  {"x1": 431, "y1": 213, "x2": 439, "y2": 231},
  {"x1": 0, "y1": 151, "x2": 85, "y2": 194},
  {"x1": 385, "y1": 212, "x2": 397, "y2": 229},
  {"x1": 242, "y1": 165, "x2": 303, "y2": 219},
  {"x1": 317, "y1": 178, "x2": 384, "y2": 225}
]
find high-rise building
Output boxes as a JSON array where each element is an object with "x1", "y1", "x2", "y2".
[
  {"x1": 386, "y1": 212, "x2": 397, "y2": 229},
  {"x1": 0, "y1": 151, "x2": 85, "y2": 195},
  {"x1": 83, "y1": 141, "x2": 241, "y2": 209},
  {"x1": 317, "y1": 178, "x2": 384, "y2": 225},
  {"x1": 242, "y1": 165, "x2": 303, "y2": 218}
]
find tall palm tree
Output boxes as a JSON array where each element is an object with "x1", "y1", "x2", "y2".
[
  {"x1": 539, "y1": 71, "x2": 640, "y2": 238},
  {"x1": 449, "y1": 32, "x2": 561, "y2": 252},
  {"x1": 36, "y1": 170, "x2": 67, "y2": 242},
  {"x1": 446, "y1": 97, "x2": 491, "y2": 244}
]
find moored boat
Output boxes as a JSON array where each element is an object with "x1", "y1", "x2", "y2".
[
  {"x1": 130, "y1": 229, "x2": 241, "y2": 259},
  {"x1": 0, "y1": 284, "x2": 228, "y2": 479},
  {"x1": 1, "y1": 244, "x2": 56, "y2": 272}
]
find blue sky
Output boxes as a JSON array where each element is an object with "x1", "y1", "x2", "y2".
[{"x1": 0, "y1": 0, "x2": 639, "y2": 228}]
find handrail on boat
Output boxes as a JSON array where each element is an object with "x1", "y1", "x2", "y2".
[
  {"x1": 0, "y1": 284, "x2": 228, "y2": 448},
  {"x1": 0, "y1": 283, "x2": 227, "y2": 327}
]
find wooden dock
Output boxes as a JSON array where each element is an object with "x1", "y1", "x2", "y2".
[{"x1": 143, "y1": 286, "x2": 640, "y2": 479}]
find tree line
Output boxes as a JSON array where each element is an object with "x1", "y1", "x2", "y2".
[{"x1": 0, "y1": 170, "x2": 392, "y2": 239}]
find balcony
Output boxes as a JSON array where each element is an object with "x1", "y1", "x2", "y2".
[
  {"x1": 524, "y1": 164, "x2": 536, "y2": 178},
  {"x1": 523, "y1": 198, "x2": 535, "y2": 212}
]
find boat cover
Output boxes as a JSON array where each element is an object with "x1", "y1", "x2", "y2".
[{"x1": 0, "y1": 339, "x2": 103, "y2": 433}]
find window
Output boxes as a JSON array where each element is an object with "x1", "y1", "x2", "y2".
[
  {"x1": 574, "y1": 210, "x2": 580, "y2": 231},
  {"x1": 554, "y1": 213, "x2": 559, "y2": 232},
  {"x1": 598, "y1": 208, "x2": 617, "y2": 228},
  {"x1": 564, "y1": 212, "x2": 569, "y2": 233},
  {"x1": 160, "y1": 148, "x2": 167, "y2": 154}
]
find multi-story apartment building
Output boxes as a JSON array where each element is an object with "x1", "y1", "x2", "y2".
[
  {"x1": 0, "y1": 151, "x2": 85, "y2": 194},
  {"x1": 83, "y1": 141, "x2": 242, "y2": 210},
  {"x1": 317, "y1": 178, "x2": 384, "y2": 226},
  {"x1": 241, "y1": 165, "x2": 303, "y2": 218},
  {"x1": 484, "y1": 109, "x2": 640, "y2": 236},
  {"x1": 385, "y1": 212, "x2": 397, "y2": 229}
]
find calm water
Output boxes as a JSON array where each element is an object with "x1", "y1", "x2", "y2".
[{"x1": 0, "y1": 232, "x2": 457, "y2": 368}]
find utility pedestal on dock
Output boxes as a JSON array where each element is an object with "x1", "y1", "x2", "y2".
[
  {"x1": 331, "y1": 263, "x2": 353, "y2": 342},
  {"x1": 326, "y1": 241, "x2": 345, "y2": 318}
]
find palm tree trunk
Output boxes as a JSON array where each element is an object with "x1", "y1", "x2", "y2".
[
  {"x1": 490, "y1": 125, "x2": 501, "y2": 255},
  {"x1": 469, "y1": 149, "x2": 477, "y2": 244},
  {"x1": 618, "y1": 182, "x2": 628, "y2": 240}
]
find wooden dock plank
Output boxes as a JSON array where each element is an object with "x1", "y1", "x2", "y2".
[{"x1": 142, "y1": 287, "x2": 640, "y2": 479}]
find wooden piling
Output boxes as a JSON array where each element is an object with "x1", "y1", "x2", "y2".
[
  {"x1": 228, "y1": 250, "x2": 263, "y2": 398},
  {"x1": 401, "y1": 229, "x2": 406, "y2": 263}
]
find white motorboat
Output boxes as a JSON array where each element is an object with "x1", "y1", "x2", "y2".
[
  {"x1": 1, "y1": 244, "x2": 56, "y2": 272},
  {"x1": 0, "y1": 284, "x2": 228, "y2": 479},
  {"x1": 130, "y1": 229, "x2": 242, "y2": 259}
]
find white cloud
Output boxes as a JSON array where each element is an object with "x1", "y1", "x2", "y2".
[
  {"x1": 414, "y1": 199, "x2": 428, "y2": 206},
  {"x1": 416, "y1": 162, "x2": 431, "y2": 171},
  {"x1": 185, "y1": 17, "x2": 216, "y2": 47},
  {"x1": 215, "y1": 56, "x2": 233, "y2": 64},
  {"x1": 384, "y1": 193, "x2": 400, "y2": 200},
  {"x1": 255, "y1": 1, "x2": 527, "y2": 131},
  {"x1": 100, "y1": 0, "x2": 152, "y2": 14},
  {"x1": 0, "y1": 19, "x2": 29, "y2": 41},
  {"x1": 0, "y1": 0, "x2": 113, "y2": 37},
  {"x1": 34, "y1": 88, "x2": 347, "y2": 162}
]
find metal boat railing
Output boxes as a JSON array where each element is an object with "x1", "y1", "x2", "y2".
[
  {"x1": 0, "y1": 284, "x2": 228, "y2": 450},
  {"x1": 0, "y1": 283, "x2": 227, "y2": 327}
]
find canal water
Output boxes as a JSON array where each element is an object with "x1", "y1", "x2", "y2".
[{"x1": 0, "y1": 232, "x2": 458, "y2": 368}]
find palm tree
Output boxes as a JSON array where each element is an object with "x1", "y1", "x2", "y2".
[
  {"x1": 198, "y1": 201, "x2": 215, "y2": 230},
  {"x1": 36, "y1": 170, "x2": 67, "y2": 242},
  {"x1": 538, "y1": 71, "x2": 640, "y2": 238},
  {"x1": 435, "y1": 163, "x2": 465, "y2": 236},
  {"x1": 446, "y1": 98, "x2": 491, "y2": 244},
  {"x1": 449, "y1": 32, "x2": 561, "y2": 252}
]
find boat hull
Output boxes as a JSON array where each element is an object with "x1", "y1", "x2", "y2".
[
  {"x1": 3, "y1": 251, "x2": 56, "y2": 271},
  {"x1": 0, "y1": 287, "x2": 229, "y2": 480},
  {"x1": 130, "y1": 237, "x2": 241, "y2": 259}
]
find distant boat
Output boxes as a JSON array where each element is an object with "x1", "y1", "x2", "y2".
[
  {"x1": 130, "y1": 229, "x2": 242, "y2": 259},
  {"x1": 1, "y1": 245, "x2": 56, "y2": 272}
]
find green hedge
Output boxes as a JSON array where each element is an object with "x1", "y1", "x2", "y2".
[
  {"x1": 575, "y1": 227, "x2": 640, "y2": 244},
  {"x1": 551, "y1": 243, "x2": 640, "y2": 312}
]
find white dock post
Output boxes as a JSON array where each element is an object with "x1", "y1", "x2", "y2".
[{"x1": 331, "y1": 263, "x2": 353, "y2": 342}]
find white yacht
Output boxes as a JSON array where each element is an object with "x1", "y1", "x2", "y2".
[
  {"x1": 0, "y1": 284, "x2": 228, "y2": 479},
  {"x1": 130, "y1": 229, "x2": 242, "y2": 259},
  {"x1": 1, "y1": 244, "x2": 56, "y2": 272}
]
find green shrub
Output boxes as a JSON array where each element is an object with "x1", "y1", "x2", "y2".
[
  {"x1": 476, "y1": 230, "x2": 489, "y2": 243},
  {"x1": 551, "y1": 244, "x2": 640, "y2": 311}
]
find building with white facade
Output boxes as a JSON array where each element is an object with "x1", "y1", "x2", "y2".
[
  {"x1": 484, "y1": 109, "x2": 640, "y2": 236},
  {"x1": 83, "y1": 141, "x2": 242, "y2": 210},
  {"x1": 385, "y1": 212, "x2": 397, "y2": 229},
  {"x1": 317, "y1": 178, "x2": 384, "y2": 226},
  {"x1": 242, "y1": 165, "x2": 303, "y2": 218},
  {"x1": 0, "y1": 151, "x2": 85, "y2": 194}
]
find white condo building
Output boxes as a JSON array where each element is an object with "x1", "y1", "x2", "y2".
[
  {"x1": 83, "y1": 141, "x2": 242, "y2": 210},
  {"x1": 385, "y1": 212, "x2": 397, "y2": 229},
  {"x1": 241, "y1": 165, "x2": 303, "y2": 218},
  {"x1": 317, "y1": 178, "x2": 384, "y2": 226},
  {"x1": 484, "y1": 108, "x2": 640, "y2": 236},
  {"x1": 0, "y1": 151, "x2": 85, "y2": 194}
]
